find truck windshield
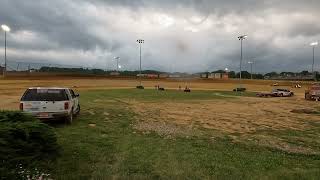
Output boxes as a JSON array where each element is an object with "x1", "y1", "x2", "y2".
[{"x1": 21, "y1": 89, "x2": 69, "y2": 101}]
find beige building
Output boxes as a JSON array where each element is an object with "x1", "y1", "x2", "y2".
[{"x1": 208, "y1": 73, "x2": 229, "y2": 79}]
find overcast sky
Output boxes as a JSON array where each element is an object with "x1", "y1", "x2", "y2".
[{"x1": 0, "y1": 0, "x2": 320, "y2": 73}]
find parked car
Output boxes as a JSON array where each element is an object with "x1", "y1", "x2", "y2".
[
  {"x1": 305, "y1": 84, "x2": 320, "y2": 101},
  {"x1": 271, "y1": 88, "x2": 294, "y2": 97},
  {"x1": 20, "y1": 87, "x2": 80, "y2": 124},
  {"x1": 233, "y1": 87, "x2": 246, "y2": 92}
]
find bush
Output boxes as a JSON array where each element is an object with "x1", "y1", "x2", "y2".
[{"x1": 0, "y1": 111, "x2": 60, "y2": 179}]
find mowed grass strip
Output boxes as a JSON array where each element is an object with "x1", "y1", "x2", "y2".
[
  {"x1": 50, "y1": 89, "x2": 320, "y2": 179},
  {"x1": 83, "y1": 89, "x2": 257, "y2": 102}
]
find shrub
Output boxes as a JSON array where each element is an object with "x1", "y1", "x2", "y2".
[{"x1": 0, "y1": 111, "x2": 60, "y2": 178}]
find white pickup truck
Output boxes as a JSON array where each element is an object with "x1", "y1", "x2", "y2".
[{"x1": 20, "y1": 87, "x2": 80, "y2": 124}]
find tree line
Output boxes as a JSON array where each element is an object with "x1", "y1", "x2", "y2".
[
  {"x1": 38, "y1": 66, "x2": 319, "y2": 80},
  {"x1": 38, "y1": 67, "x2": 164, "y2": 76}
]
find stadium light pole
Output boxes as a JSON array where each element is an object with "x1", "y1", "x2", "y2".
[
  {"x1": 114, "y1": 56, "x2": 120, "y2": 72},
  {"x1": 105, "y1": 59, "x2": 108, "y2": 74},
  {"x1": 1, "y1": 24, "x2": 10, "y2": 77},
  {"x1": 224, "y1": 68, "x2": 229, "y2": 79},
  {"x1": 238, "y1": 35, "x2": 247, "y2": 87},
  {"x1": 248, "y1": 61, "x2": 253, "y2": 80},
  {"x1": 137, "y1": 39, "x2": 144, "y2": 86},
  {"x1": 310, "y1": 42, "x2": 318, "y2": 81}
]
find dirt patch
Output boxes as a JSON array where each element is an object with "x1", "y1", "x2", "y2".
[
  {"x1": 0, "y1": 95, "x2": 21, "y2": 110},
  {"x1": 88, "y1": 123, "x2": 96, "y2": 127},
  {"x1": 134, "y1": 121, "x2": 198, "y2": 138},
  {"x1": 132, "y1": 98, "x2": 319, "y2": 134},
  {"x1": 131, "y1": 97, "x2": 320, "y2": 154},
  {"x1": 248, "y1": 135, "x2": 319, "y2": 155}
]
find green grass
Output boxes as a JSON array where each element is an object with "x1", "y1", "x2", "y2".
[
  {"x1": 47, "y1": 89, "x2": 320, "y2": 179},
  {"x1": 83, "y1": 89, "x2": 257, "y2": 102},
  {"x1": 257, "y1": 123, "x2": 320, "y2": 154}
]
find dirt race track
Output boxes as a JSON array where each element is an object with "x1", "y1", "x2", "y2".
[{"x1": 0, "y1": 77, "x2": 311, "y2": 110}]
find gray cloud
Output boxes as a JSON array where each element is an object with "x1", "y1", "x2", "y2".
[{"x1": 0, "y1": 0, "x2": 320, "y2": 73}]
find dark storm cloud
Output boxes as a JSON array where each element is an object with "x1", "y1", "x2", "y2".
[
  {"x1": 0, "y1": 0, "x2": 319, "y2": 72},
  {"x1": 90, "y1": 0, "x2": 320, "y2": 16},
  {"x1": 288, "y1": 22, "x2": 320, "y2": 38},
  {"x1": 0, "y1": 0, "x2": 111, "y2": 51}
]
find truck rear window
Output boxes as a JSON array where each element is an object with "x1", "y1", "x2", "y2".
[{"x1": 21, "y1": 89, "x2": 69, "y2": 101}]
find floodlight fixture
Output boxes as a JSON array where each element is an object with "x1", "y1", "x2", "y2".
[
  {"x1": 1, "y1": 24, "x2": 10, "y2": 32},
  {"x1": 238, "y1": 35, "x2": 247, "y2": 40}
]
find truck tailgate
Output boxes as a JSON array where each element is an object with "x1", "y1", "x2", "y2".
[{"x1": 23, "y1": 101, "x2": 67, "y2": 113}]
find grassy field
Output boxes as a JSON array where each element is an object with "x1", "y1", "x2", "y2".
[
  {"x1": 0, "y1": 77, "x2": 310, "y2": 110},
  {"x1": 46, "y1": 89, "x2": 320, "y2": 179}
]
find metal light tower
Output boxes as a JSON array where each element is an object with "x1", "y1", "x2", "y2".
[
  {"x1": 1, "y1": 24, "x2": 10, "y2": 77},
  {"x1": 105, "y1": 57, "x2": 108, "y2": 73},
  {"x1": 137, "y1": 39, "x2": 144, "y2": 86},
  {"x1": 248, "y1": 61, "x2": 253, "y2": 80},
  {"x1": 238, "y1": 35, "x2": 247, "y2": 87},
  {"x1": 310, "y1": 42, "x2": 318, "y2": 81},
  {"x1": 105, "y1": 60, "x2": 108, "y2": 74},
  {"x1": 114, "y1": 56, "x2": 120, "y2": 72}
]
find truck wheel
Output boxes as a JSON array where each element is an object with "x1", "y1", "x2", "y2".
[{"x1": 65, "y1": 110, "x2": 73, "y2": 124}]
